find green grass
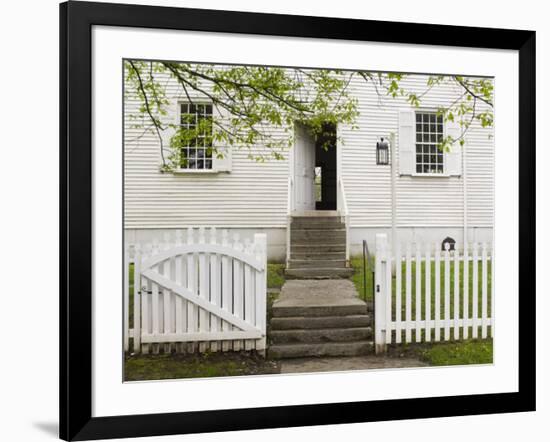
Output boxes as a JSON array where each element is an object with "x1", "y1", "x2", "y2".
[
  {"x1": 125, "y1": 352, "x2": 280, "y2": 381},
  {"x1": 350, "y1": 255, "x2": 374, "y2": 301},
  {"x1": 267, "y1": 263, "x2": 286, "y2": 289},
  {"x1": 394, "y1": 339, "x2": 493, "y2": 366}
]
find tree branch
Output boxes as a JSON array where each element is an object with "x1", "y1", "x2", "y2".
[{"x1": 128, "y1": 60, "x2": 166, "y2": 167}]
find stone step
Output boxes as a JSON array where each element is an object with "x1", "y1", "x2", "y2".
[
  {"x1": 291, "y1": 220, "x2": 345, "y2": 230},
  {"x1": 291, "y1": 239, "x2": 346, "y2": 247},
  {"x1": 287, "y1": 259, "x2": 347, "y2": 269},
  {"x1": 290, "y1": 251, "x2": 346, "y2": 260},
  {"x1": 290, "y1": 244, "x2": 346, "y2": 253},
  {"x1": 285, "y1": 267, "x2": 355, "y2": 279},
  {"x1": 291, "y1": 210, "x2": 340, "y2": 217},
  {"x1": 271, "y1": 314, "x2": 372, "y2": 330},
  {"x1": 272, "y1": 302, "x2": 367, "y2": 318},
  {"x1": 291, "y1": 229, "x2": 346, "y2": 240},
  {"x1": 268, "y1": 341, "x2": 373, "y2": 359},
  {"x1": 270, "y1": 327, "x2": 372, "y2": 344}
]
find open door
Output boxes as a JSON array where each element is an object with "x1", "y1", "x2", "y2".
[{"x1": 293, "y1": 123, "x2": 316, "y2": 212}]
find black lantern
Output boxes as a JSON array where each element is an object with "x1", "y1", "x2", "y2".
[{"x1": 376, "y1": 137, "x2": 390, "y2": 165}]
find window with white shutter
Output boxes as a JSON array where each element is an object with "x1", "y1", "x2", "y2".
[{"x1": 399, "y1": 109, "x2": 462, "y2": 177}]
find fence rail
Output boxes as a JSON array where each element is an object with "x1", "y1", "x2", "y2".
[
  {"x1": 374, "y1": 233, "x2": 493, "y2": 353},
  {"x1": 125, "y1": 227, "x2": 267, "y2": 355}
]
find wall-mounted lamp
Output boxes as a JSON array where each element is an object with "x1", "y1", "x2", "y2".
[{"x1": 376, "y1": 137, "x2": 390, "y2": 165}]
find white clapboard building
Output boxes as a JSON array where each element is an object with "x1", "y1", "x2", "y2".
[{"x1": 124, "y1": 66, "x2": 493, "y2": 275}]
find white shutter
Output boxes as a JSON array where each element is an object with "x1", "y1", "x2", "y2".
[
  {"x1": 213, "y1": 146, "x2": 232, "y2": 172},
  {"x1": 212, "y1": 105, "x2": 232, "y2": 172},
  {"x1": 159, "y1": 107, "x2": 177, "y2": 167},
  {"x1": 445, "y1": 120, "x2": 462, "y2": 176},
  {"x1": 398, "y1": 109, "x2": 416, "y2": 175}
]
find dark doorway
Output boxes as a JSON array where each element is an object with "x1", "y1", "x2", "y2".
[{"x1": 315, "y1": 123, "x2": 337, "y2": 210}]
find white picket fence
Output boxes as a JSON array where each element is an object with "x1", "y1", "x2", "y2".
[
  {"x1": 374, "y1": 233, "x2": 494, "y2": 353},
  {"x1": 125, "y1": 228, "x2": 267, "y2": 355}
]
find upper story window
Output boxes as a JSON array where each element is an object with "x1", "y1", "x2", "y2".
[
  {"x1": 178, "y1": 103, "x2": 213, "y2": 170},
  {"x1": 415, "y1": 112, "x2": 444, "y2": 174}
]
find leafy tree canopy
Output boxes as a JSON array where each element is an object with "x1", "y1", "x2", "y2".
[{"x1": 125, "y1": 60, "x2": 493, "y2": 171}]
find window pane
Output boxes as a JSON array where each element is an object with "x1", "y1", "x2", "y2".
[
  {"x1": 176, "y1": 102, "x2": 215, "y2": 169},
  {"x1": 414, "y1": 113, "x2": 446, "y2": 174}
]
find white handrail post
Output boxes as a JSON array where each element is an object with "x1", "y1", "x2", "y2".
[
  {"x1": 375, "y1": 233, "x2": 389, "y2": 353},
  {"x1": 286, "y1": 176, "x2": 293, "y2": 267},
  {"x1": 338, "y1": 178, "x2": 350, "y2": 266},
  {"x1": 346, "y1": 213, "x2": 350, "y2": 265}
]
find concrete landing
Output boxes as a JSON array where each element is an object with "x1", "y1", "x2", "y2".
[{"x1": 273, "y1": 279, "x2": 365, "y2": 309}]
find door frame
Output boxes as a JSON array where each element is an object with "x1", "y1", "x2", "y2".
[{"x1": 289, "y1": 122, "x2": 316, "y2": 213}]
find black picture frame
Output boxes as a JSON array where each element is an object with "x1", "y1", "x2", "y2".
[{"x1": 60, "y1": 1, "x2": 536, "y2": 440}]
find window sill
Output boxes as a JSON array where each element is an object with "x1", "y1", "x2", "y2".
[
  {"x1": 411, "y1": 172, "x2": 450, "y2": 177},
  {"x1": 171, "y1": 169, "x2": 230, "y2": 175}
]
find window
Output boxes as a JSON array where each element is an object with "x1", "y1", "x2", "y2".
[
  {"x1": 415, "y1": 112, "x2": 444, "y2": 174},
  {"x1": 178, "y1": 103, "x2": 213, "y2": 170}
]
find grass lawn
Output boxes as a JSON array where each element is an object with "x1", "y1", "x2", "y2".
[
  {"x1": 390, "y1": 338, "x2": 493, "y2": 366},
  {"x1": 350, "y1": 255, "x2": 375, "y2": 301},
  {"x1": 267, "y1": 263, "x2": 286, "y2": 289},
  {"x1": 125, "y1": 351, "x2": 280, "y2": 381}
]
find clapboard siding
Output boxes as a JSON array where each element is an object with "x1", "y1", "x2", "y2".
[
  {"x1": 340, "y1": 74, "x2": 493, "y2": 228},
  {"x1": 124, "y1": 69, "x2": 290, "y2": 228},
  {"x1": 124, "y1": 68, "x2": 493, "y2": 230}
]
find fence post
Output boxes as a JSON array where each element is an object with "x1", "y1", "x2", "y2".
[
  {"x1": 254, "y1": 233, "x2": 267, "y2": 357},
  {"x1": 375, "y1": 233, "x2": 389, "y2": 353}
]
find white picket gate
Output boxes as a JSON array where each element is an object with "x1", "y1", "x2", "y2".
[
  {"x1": 374, "y1": 233, "x2": 494, "y2": 353},
  {"x1": 125, "y1": 228, "x2": 267, "y2": 355}
]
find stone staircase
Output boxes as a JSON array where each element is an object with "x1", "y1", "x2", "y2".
[
  {"x1": 286, "y1": 212, "x2": 354, "y2": 279},
  {"x1": 268, "y1": 280, "x2": 373, "y2": 359}
]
